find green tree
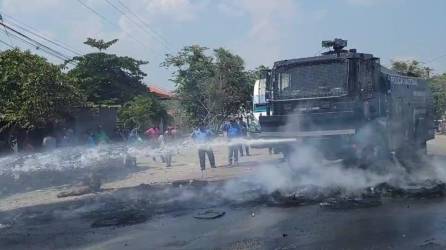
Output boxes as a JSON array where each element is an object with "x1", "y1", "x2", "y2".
[
  {"x1": 391, "y1": 59, "x2": 445, "y2": 119},
  {"x1": 118, "y1": 94, "x2": 169, "y2": 130},
  {"x1": 68, "y1": 38, "x2": 148, "y2": 105},
  {"x1": 163, "y1": 45, "x2": 213, "y2": 127},
  {"x1": 249, "y1": 65, "x2": 270, "y2": 79},
  {"x1": 428, "y1": 73, "x2": 446, "y2": 120},
  {"x1": 163, "y1": 45, "x2": 254, "y2": 128},
  {"x1": 84, "y1": 38, "x2": 118, "y2": 51},
  {"x1": 390, "y1": 59, "x2": 431, "y2": 78},
  {"x1": 0, "y1": 49, "x2": 83, "y2": 131}
]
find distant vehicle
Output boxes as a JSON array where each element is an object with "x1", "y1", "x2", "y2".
[
  {"x1": 253, "y1": 79, "x2": 267, "y2": 120},
  {"x1": 258, "y1": 39, "x2": 435, "y2": 163},
  {"x1": 248, "y1": 79, "x2": 268, "y2": 135}
]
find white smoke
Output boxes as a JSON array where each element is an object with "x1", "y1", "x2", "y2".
[{"x1": 219, "y1": 127, "x2": 446, "y2": 202}]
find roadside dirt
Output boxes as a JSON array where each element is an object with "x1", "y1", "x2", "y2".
[{"x1": 0, "y1": 144, "x2": 281, "y2": 212}]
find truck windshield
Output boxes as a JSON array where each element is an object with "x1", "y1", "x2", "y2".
[{"x1": 276, "y1": 60, "x2": 348, "y2": 99}]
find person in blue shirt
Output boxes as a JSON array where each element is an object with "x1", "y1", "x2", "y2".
[
  {"x1": 85, "y1": 130, "x2": 96, "y2": 147},
  {"x1": 192, "y1": 124, "x2": 216, "y2": 171},
  {"x1": 127, "y1": 128, "x2": 143, "y2": 145},
  {"x1": 223, "y1": 118, "x2": 241, "y2": 166}
]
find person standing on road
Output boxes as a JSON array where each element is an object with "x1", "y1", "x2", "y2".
[
  {"x1": 145, "y1": 126, "x2": 162, "y2": 162},
  {"x1": 223, "y1": 118, "x2": 241, "y2": 166},
  {"x1": 128, "y1": 128, "x2": 143, "y2": 145},
  {"x1": 145, "y1": 126, "x2": 160, "y2": 141},
  {"x1": 159, "y1": 129, "x2": 174, "y2": 167},
  {"x1": 60, "y1": 128, "x2": 75, "y2": 147},
  {"x1": 192, "y1": 125, "x2": 216, "y2": 175},
  {"x1": 86, "y1": 130, "x2": 96, "y2": 147},
  {"x1": 9, "y1": 135, "x2": 18, "y2": 153},
  {"x1": 42, "y1": 133, "x2": 57, "y2": 151},
  {"x1": 237, "y1": 117, "x2": 250, "y2": 156},
  {"x1": 94, "y1": 125, "x2": 110, "y2": 145}
]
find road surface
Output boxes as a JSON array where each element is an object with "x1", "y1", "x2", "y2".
[
  {"x1": 0, "y1": 135, "x2": 445, "y2": 249},
  {"x1": 81, "y1": 199, "x2": 446, "y2": 249}
]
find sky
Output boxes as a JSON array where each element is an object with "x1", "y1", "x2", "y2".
[{"x1": 0, "y1": 0, "x2": 445, "y2": 90}]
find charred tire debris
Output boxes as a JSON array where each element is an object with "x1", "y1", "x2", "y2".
[
  {"x1": 193, "y1": 209, "x2": 226, "y2": 219},
  {"x1": 91, "y1": 210, "x2": 148, "y2": 228},
  {"x1": 318, "y1": 179, "x2": 446, "y2": 209},
  {"x1": 372, "y1": 179, "x2": 446, "y2": 199},
  {"x1": 2, "y1": 178, "x2": 446, "y2": 231}
]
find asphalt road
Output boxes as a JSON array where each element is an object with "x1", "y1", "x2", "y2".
[
  {"x1": 3, "y1": 197, "x2": 445, "y2": 250},
  {"x1": 86, "y1": 199, "x2": 446, "y2": 250},
  {"x1": 0, "y1": 135, "x2": 445, "y2": 250}
]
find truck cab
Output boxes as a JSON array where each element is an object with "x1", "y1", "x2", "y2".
[{"x1": 259, "y1": 39, "x2": 434, "y2": 162}]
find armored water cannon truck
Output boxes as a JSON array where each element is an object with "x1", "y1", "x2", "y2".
[{"x1": 259, "y1": 39, "x2": 435, "y2": 162}]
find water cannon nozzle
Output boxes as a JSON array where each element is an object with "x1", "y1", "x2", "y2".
[{"x1": 322, "y1": 38, "x2": 348, "y2": 54}]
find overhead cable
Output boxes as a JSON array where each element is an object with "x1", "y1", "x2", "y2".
[
  {"x1": 104, "y1": 0, "x2": 170, "y2": 51},
  {"x1": 0, "y1": 21, "x2": 71, "y2": 62},
  {"x1": 76, "y1": 0, "x2": 152, "y2": 51},
  {"x1": 2, "y1": 13, "x2": 82, "y2": 56}
]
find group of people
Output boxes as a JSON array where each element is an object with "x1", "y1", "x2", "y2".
[
  {"x1": 7, "y1": 116, "x2": 255, "y2": 179},
  {"x1": 84, "y1": 126, "x2": 110, "y2": 147},
  {"x1": 42, "y1": 126, "x2": 110, "y2": 150},
  {"x1": 125, "y1": 119, "x2": 250, "y2": 172},
  {"x1": 144, "y1": 126, "x2": 177, "y2": 167},
  {"x1": 191, "y1": 117, "x2": 250, "y2": 174}
]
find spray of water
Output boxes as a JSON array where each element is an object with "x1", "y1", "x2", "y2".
[
  {"x1": 0, "y1": 127, "x2": 444, "y2": 207},
  {"x1": 0, "y1": 143, "x2": 143, "y2": 197}
]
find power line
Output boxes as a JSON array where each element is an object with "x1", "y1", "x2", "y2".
[
  {"x1": 76, "y1": 0, "x2": 113, "y2": 26},
  {"x1": 104, "y1": 0, "x2": 170, "y2": 51},
  {"x1": 76, "y1": 0, "x2": 151, "y2": 51},
  {"x1": 0, "y1": 21, "x2": 72, "y2": 62},
  {"x1": 2, "y1": 23, "x2": 71, "y2": 61},
  {"x1": 1, "y1": 13, "x2": 82, "y2": 56},
  {"x1": 104, "y1": 0, "x2": 167, "y2": 49},
  {"x1": 8, "y1": 32, "x2": 69, "y2": 61},
  {"x1": 115, "y1": 0, "x2": 170, "y2": 47},
  {"x1": 0, "y1": 13, "x2": 14, "y2": 47},
  {"x1": 425, "y1": 53, "x2": 446, "y2": 64},
  {"x1": 6, "y1": 31, "x2": 69, "y2": 62}
]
